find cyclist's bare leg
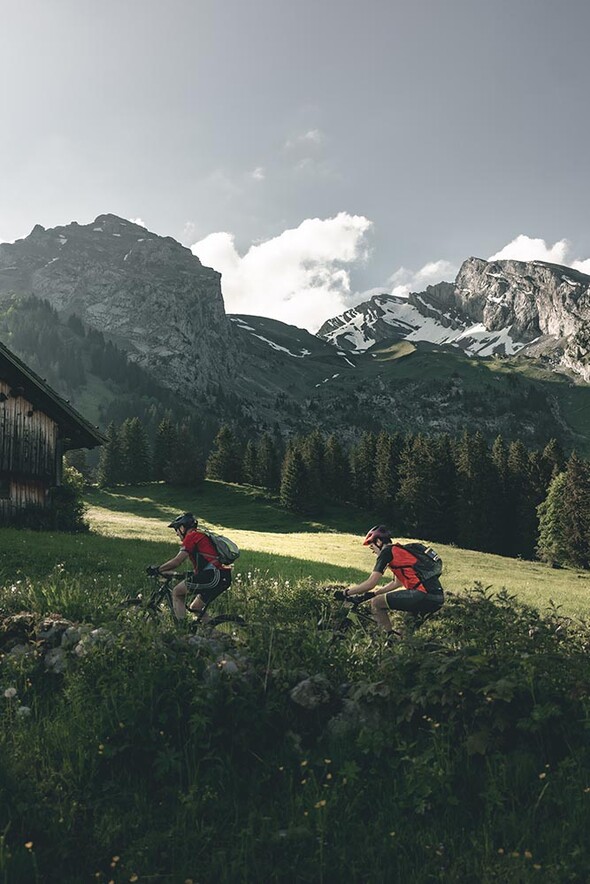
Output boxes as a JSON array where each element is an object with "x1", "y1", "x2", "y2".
[
  {"x1": 370, "y1": 594, "x2": 394, "y2": 633},
  {"x1": 171, "y1": 580, "x2": 188, "y2": 619},
  {"x1": 188, "y1": 594, "x2": 210, "y2": 623}
]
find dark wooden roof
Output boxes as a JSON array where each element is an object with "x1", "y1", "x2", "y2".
[{"x1": 0, "y1": 341, "x2": 105, "y2": 450}]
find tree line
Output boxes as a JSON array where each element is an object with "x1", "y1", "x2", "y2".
[{"x1": 80, "y1": 416, "x2": 590, "y2": 570}]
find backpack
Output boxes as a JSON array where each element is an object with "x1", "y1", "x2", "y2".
[
  {"x1": 395, "y1": 542, "x2": 443, "y2": 582},
  {"x1": 202, "y1": 530, "x2": 240, "y2": 565}
]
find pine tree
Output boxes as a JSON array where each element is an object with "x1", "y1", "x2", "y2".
[
  {"x1": 153, "y1": 417, "x2": 177, "y2": 482},
  {"x1": 242, "y1": 440, "x2": 258, "y2": 485},
  {"x1": 168, "y1": 423, "x2": 205, "y2": 486},
  {"x1": 560, "y1": 452, "x2": 590, "y2": 569},
  {"x1": 350, "y1": 432, "x2": 377, "y2": 508},
  {"x1": 324, "y1": 434, "x2": 350, "y2": 504},
  {"x1": 302, "y1": 430, "x2": 325, "y2": 511},
  {"x1": 96, "y1": 422, "x2": 124, "y2": 487},
  {"x1": 373, "y1": 431, "x2": 403, "y2": 517},
  {"x1": 120, "y1": 417, "x2": 151, "y2": 484},
  {"x1": 206, "y1": 425, "x2": 242, "y2": 483},
  {"x1": 537, "y1": 472, "x2": 569, "y2": 566},
  {"x1": 279, "y1": 444, "x2": 307, "y2": 512},
  {"x1": 505, "y1": 440, "x2": 537, "y2": 558},
  {"x1": 257, "y1": 433, "x2": 281, "y2": 490},
  {"x1": 454, "y1": 431, "x2": 499, "y2": 553}
]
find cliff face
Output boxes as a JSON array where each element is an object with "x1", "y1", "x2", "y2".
[
  {"x1": 453, "y1": 257, "x2": 590, "y2": 379},
  {"x1": 0, "y1": 214, "x2": 235, "y2": 390},
  {"x1": 318, "y1": 257, "x2": 590, "y2": 379}
]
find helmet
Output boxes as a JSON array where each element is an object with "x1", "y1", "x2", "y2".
[
  {"x1": 363, "y1": 525, "x2": 392, "y2": 546},
  {"x1": 167, "y1": 512, "x2": 197, "y2": 530}
]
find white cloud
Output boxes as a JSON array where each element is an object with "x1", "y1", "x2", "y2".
[
  {"x1": 191, "y1": 213, "x2": 372, "y2": 331},
  {"x1": 572, "y1": 258, "x2": 590, "y2": 274},
  {"x1": 251, "y1": 166, "x2": 265, "y2": 181},
  {"x1": 285, "y1": 129, "x2": 324, "y2": 150},
  {"x1": 128, "y1": 217, "x2": 146, "y2": 228},
  {"x1": 388, "y1": 260, "x2": 458, "y2": 296},
  {"x1": 488, "y1": 235, "x2": 569, "y2": 263}
]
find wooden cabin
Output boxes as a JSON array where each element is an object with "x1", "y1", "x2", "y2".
[{"x1": 0, "y1": 341, "x2": 104, "y2": 525}]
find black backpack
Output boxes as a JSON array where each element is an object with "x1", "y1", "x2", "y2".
[{"x1": 395, "y1": 542, "x2": 443, "y2": 582}]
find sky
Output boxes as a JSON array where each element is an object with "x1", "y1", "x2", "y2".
[{"x1": 1, "y1": 0, "x2": 590, "y2": 331}]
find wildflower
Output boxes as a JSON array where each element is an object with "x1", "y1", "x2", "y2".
[
  {"x1": 16, "y1": 706, "x2": 31, "y2": 718},
  {"x1": 533, "y1": 865, "x2": 542, "y2": 871},
  {"x1": 130, "y1": 876, "x2": 139, "y2": 882},
  {"x1": 389, "y1": 831, "x2": 396, "y2": 837},
  {"x1": 3, "y1": 687, "x2": 17, "y2": 699},
  {"x1": 24, "y1": 841, "x2": 33, "y2": 849},
  {"x1": 497, "y1": 848, "x2": 504, "y2": 855},
  {"x1": 300, "y1": 760, "x2": 308, "y2": 767},
  {"x1": 584, "y1": 787, "x2": 590, "y2": 793},
  {"x1": 538, "y1": 772, "x2": 547, "y2": 779},
  {"x1": 511, "y1": 851, "x2": 520, "y2": 858},
  {"x1": 326, "y1": 773, "x2": 332, "y2": 780},
  {"x1": 324, "y1": 758, "x2": 332, "y2": 764},
  {"x1": 524, "y1": 851, "x2": 533, "y2": 860},
  {"x1": 314, "y1": 800, "x2": 326, "y2": 809}
]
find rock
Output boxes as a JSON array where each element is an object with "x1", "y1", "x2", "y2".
[
  {"x1": 44, "y1": 647, "x2": 68, "y2": 674},
  {"x1": 289, "y1": 675, "x2": 332, "y2": 710},
  {"x1": 38, "y1": 617, "x2": 73, "y2": 647}
]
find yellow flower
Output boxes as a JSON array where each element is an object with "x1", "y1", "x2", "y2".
[{"x1": 130, "y1": 876, "x2": 139, "y2": 883}]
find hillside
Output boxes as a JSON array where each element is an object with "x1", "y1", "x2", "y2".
[
  {"x1": 2, "y1": 484, "x2": 590, "y2": 882},
  {"x1": 1, "y1": 216, "x2": 590, "y2": 453}
]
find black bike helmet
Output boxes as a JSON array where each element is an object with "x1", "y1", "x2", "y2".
[
  {"x1": 363, "y1": 525, "x2": 392, "y2": 546},
  {"x1": 167, "y1": 512, "x2": 197, "y2": 530}
]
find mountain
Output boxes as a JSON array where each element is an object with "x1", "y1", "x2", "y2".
[
  {"x1": 0, "y1": 214, "x2": 234, "y2": 390},
  {"x1": 1, "y1": 216, "x2": 590, "y2": 453},
  {"x1": 318, "y1": 257, "x2": 590, "y2": 380}
]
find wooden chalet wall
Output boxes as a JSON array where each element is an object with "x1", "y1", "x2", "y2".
[{"x1": 0, "y1": 377, "x2": 59, "y2": 517}]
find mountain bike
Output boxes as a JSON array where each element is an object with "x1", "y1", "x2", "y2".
[
  {"x1": 320, "y1": 585, "x2": 438, "y2": 643},
  {"x1": 122, "y1": 571, "x2": 246, "y2": 635}
]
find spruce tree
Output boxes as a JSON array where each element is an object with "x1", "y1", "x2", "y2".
[
  {"x1": 206, "y1": 425, "x2": 242, "y2": 483},
  {"x1": 302, "y1": 430, "x2": 325, "y2": 511},
  {"x1": 324, "y1": 434, "x2": 350, "y2": 504},
  {"x1": 96, "y1": 422, "x2": 124, "y2": 487},
  {"x1": 280, "y1": 444, "x2": 307, "y2": 512},
  {"x1": 242, "y1": 440, "x2": 258, "y2": 485},
  {"x1": 257, "y1": 433, "x2": 281, "y2": 491},
  {"x1": 153, "y1": 417, "x2": 177, "y2": 482},
  {"x1": 120, "y1": 417, "x2": 151, "y2": 484},
  {"x1": 350, "y1": 432, "x2": 377, "y2": 508},
  {"x1": 506, "y1": 440, "x2": 537, "y2": 558},
  {"x1": 373, "y1": 431, "x2": 403, "y2": 517},
  {"x1": 560, "y1": 452, "x2": 590, "y2": 569},
  {"x1": 536, "y1": 472, "x2": 569, "y2": 566},
  {"x1": 168, "y1": 423, "x2": 205, "y2": 487},
  {"x1": 454, "y1": 431, "x2": 499, "y2": 553}
]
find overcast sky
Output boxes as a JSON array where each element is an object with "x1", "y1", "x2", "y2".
[{"x1": 2, "y1": 0, "x2": 589, "y2": 330}]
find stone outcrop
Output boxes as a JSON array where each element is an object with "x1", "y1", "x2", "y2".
[
  {"x1": 0, "y1": 214, "x2": 235, "y2": 391},
  {"x1": 318, "y1": 257, "x2": 590, "y2": 379}
]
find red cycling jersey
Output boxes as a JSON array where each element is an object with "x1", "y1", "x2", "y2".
[
  {"x1": 374, "y1": 543, "x2": 427, "y2": 593},
  {"x1": 181, "y1": 529, "x2": 221, "y2": 573}
]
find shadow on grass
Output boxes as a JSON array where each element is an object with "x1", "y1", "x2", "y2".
[
  {"x1": 0, "y1": 527, "x2": 365, "y2": 587},
  {"x1": 85, "y1": 480, "x2": 372, "y2": 535}
]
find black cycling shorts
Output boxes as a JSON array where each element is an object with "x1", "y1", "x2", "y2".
[
  {"x1": 385, "y1": 579, "x2": 444, "y2": 615},
  {"x1": 187, "y1": 567, "x2": 232, "y2": 605}
]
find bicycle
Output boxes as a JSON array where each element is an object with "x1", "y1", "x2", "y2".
[
  {"x1": 122, "y1": 571, "x2": 246, "y2": 635},
  {"x1": 319, "y1": 585, "x2": 439, "y2": 643}
]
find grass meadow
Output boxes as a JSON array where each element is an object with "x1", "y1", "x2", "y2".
[{"x1": 1, "y1": 480, "x2": 590, "y2": 883}]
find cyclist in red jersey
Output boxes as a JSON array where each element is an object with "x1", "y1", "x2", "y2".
[
  {"x1": 148, "y1": 512, "x2": 232, "y2": 621},
  {"x1": 337, "y1": 525, "x2": 444, "y2": 636}
]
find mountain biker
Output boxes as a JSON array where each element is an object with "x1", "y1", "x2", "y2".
[
  {"x1": 337, "y1": 525, "x2": 444, "y2": 636},
  {"x1": 147, "y1": 512, "x2": 232, "y2": 621}
]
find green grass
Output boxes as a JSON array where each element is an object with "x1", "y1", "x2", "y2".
[{"x1": 2, "y1": 482, "x2": 590, "y2": 882}]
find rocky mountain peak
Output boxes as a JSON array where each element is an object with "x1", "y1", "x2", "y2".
[{"x1": 0, "y1": 215, "x2": 232, "y2": 391}]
